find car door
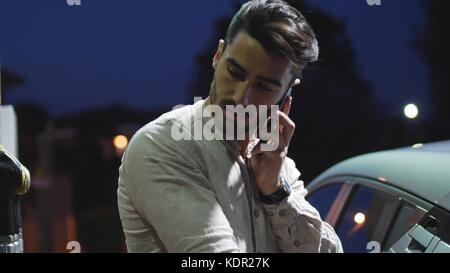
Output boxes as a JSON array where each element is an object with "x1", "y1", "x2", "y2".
[
  {"x1": 332, "y1": 182, "x2": 402, "y2": 253},
  {"x1": 307, "y1": 177, "x2": 401, "y2": 252}
]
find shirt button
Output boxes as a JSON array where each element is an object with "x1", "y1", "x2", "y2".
[
  {"x1": 279, "y1": 209, "x2": 287, "y2": 217},
  {"x1": 253, "y1": 209, "x2": 260, "y2": 218},
  {"x1": 293, "y1": 240, "x2": 300, "y2": 247}
]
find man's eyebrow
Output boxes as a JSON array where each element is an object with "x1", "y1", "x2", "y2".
[
  {"x1": 225, "y1": 57, "x2": 282, "y2": 87},
  {"x1": 226, "y1": 58, "x2": 246, "y2": 73},
  {"x1": 255, "y1": 75, "x2": 282, "y2": 87}
]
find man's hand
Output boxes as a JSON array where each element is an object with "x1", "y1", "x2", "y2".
[{"x1": 249, "y1": 96, "x2": 295, "y2": 195}]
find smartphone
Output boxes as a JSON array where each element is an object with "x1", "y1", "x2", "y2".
[
  {"x1": 259, "y1": 86, "x2": 292, "y2": 141},
  {"x1": 277, "y1": 87, "x2": 292, "y2": 109}
]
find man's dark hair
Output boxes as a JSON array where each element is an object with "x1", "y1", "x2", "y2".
[{"x1": 224, "y1": 0, "x2": 319, "y2": 78}]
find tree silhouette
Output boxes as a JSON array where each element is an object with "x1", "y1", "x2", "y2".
[
  {"x1": 414, "y1": 0, "x2": 450, "y2": 140},
  {"x1": 188, "y1": 0, "x2": 380, "y2": 181}
]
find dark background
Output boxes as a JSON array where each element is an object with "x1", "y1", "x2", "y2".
[{"x1": 1, "y1": 0, "x2": 449, "y2": 252}]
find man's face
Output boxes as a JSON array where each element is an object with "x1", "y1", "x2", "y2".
[
  {"x1": 210, "y1": 31, "x2": 294, "y2": 109},
  {"x1": 209, "y1": 31, "x2": 295, "y2": 138}
]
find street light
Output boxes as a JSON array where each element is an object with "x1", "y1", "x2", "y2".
[
  {"x1": 404, "y1": 103, "x2": 419, "y2": 119},
  {"x1": 113, "y1": 135, "x2": 128, "y2": 149}
]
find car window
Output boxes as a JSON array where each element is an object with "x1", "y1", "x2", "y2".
[
  {"x1": 384, "y1": 202, "x2": 426, "y2": 250},
  {"x1": 306, "y1": 183, "x2": 343, "y2": 221},
  {"x1": 336, "y1": 185, "x2": 400, "y2": 253}
]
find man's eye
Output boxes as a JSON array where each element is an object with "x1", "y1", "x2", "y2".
[
  {"x1": 227, "y1": 67, "x2": 243, "y2": 79},
  {"x1": 258, "y1": 83, "x2": 273, "y2": 92}
]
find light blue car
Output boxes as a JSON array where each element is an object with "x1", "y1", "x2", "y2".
[{"x1": 306, "y1": 141, "x2": 450, "y2": 253}]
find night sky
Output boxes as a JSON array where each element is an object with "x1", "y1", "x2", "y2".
[{"x1": 1, "y1": 0, "x2": 429, "y2": 117}]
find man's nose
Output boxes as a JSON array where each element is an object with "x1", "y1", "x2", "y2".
[{"x1": 233, "y1": 80, "x2": 252, "y2": 105}]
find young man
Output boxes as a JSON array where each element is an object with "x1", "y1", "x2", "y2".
[{"x1": 117, "y1": 0, "x2": 343, "y2": 253}]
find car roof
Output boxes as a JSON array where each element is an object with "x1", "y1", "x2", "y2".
[{"x1": 310, "y1": 140, "x2": 450, "y2": 211}]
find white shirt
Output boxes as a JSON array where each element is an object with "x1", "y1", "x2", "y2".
[{"x1": 117, "y1": 99, "x2": 343, "y2": 253}]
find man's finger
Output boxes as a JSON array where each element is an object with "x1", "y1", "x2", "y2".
[
  {"x1": 277, "y1": 110, "x2": 295, "y2": 144},
  {"x1": 281, "y1": 96, "x2": 292, "y2": 116}
]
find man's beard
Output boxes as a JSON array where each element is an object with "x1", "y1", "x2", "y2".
[{"x1": 208, "y1": 78, "x2": 261, "y2": 140}]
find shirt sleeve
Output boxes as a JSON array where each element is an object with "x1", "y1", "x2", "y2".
[
  {"x1": 121, "y1": 121, "x2": 239, "y2": 253},
  {"x1": 261, "y1": 158, "x2": 344, "y2": 253}
]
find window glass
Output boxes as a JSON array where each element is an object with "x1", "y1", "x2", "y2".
[
  {"x1": 307, "y1": 183, "x2": 343, "y2": 221},
  {"x1": 384, "y1": 202, "x2": 426, "y2": 249},
  {"x1": 337, "y1": 185, "x2": 400, "y2": 253}
]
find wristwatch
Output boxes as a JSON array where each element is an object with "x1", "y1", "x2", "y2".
[{"x1": 259, "y1": 176, "x2": 292, "y2": 204}]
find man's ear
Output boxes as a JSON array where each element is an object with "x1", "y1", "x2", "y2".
[
  {"x1": 292, "y1": 78, "x2": 301, "y2": 87},
  {"x1": 212, "y1": 39, "x2": 225, "y2": 70}
]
